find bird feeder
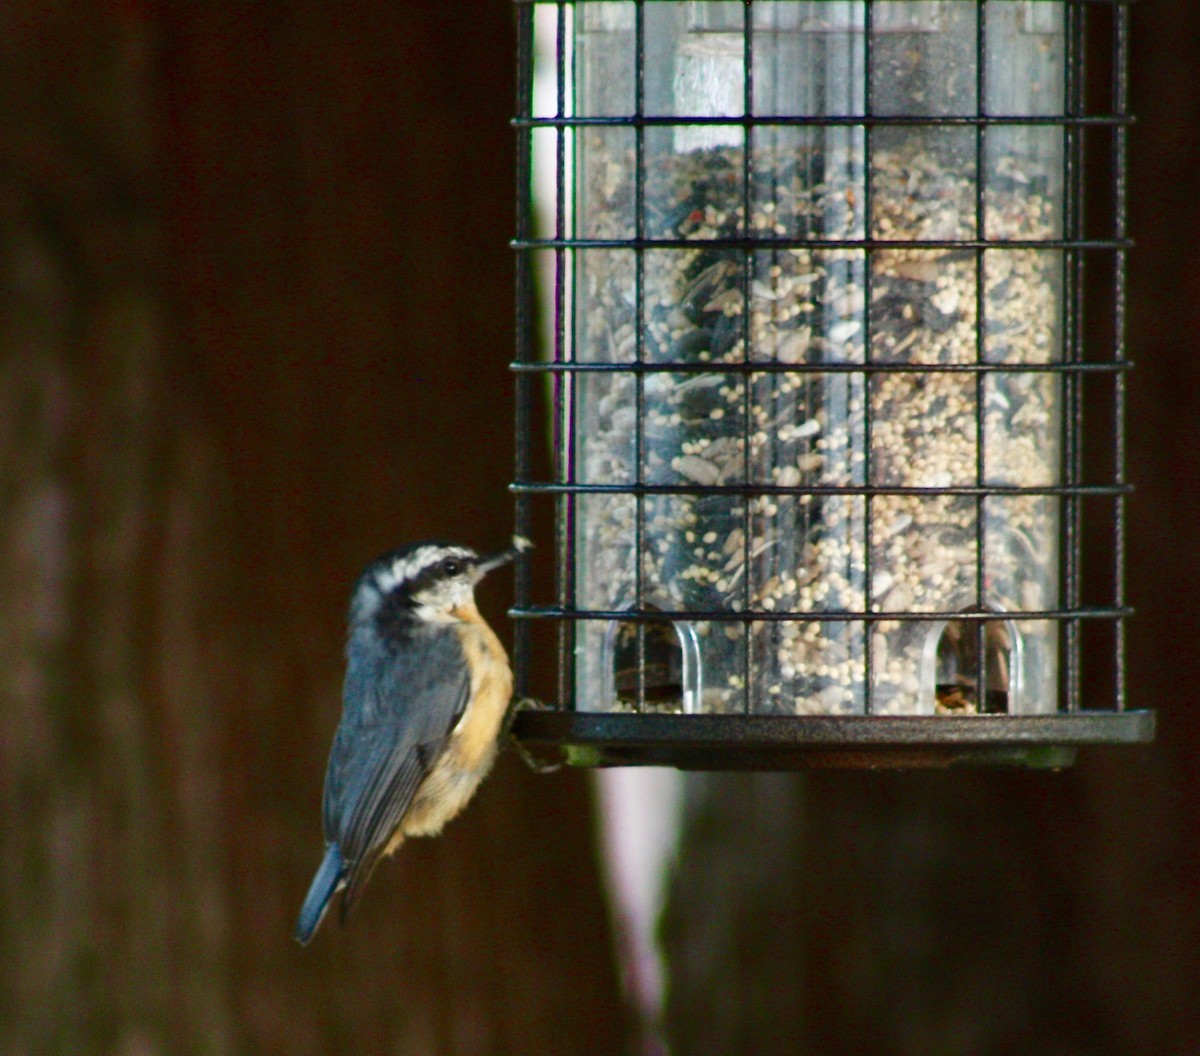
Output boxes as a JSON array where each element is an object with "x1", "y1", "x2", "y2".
[{"x1": 511, "y1": 0, "x2": 1153, "y2": 768}]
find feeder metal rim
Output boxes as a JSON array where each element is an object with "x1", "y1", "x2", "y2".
[
  {"x1": 511, "y1": 710, "x2": 1156, "y2": 747},
  {"x1": 508, "y1": 712, "x2": 1155, "y2": 770}
]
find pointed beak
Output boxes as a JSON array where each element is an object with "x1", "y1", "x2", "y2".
[{"x1": 475, "y1": 535, "x2": 533, "y2": 579}]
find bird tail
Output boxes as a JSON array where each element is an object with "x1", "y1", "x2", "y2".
[{"x1": 295, "y1": 844, "x2": 345, "y2": 945}]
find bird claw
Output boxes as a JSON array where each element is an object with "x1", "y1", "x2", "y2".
[{"x1": 503, "y1": 697, "x2": 563, "y2": 773}]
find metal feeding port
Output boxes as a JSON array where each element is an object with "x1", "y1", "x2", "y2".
[{"x1": 510, "y1": 0, "x2": 1154, "y2": 769}]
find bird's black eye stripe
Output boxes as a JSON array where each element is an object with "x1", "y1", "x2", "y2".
[{"x1": 440, "y1": 557, "x2": 464, "y2": 577}]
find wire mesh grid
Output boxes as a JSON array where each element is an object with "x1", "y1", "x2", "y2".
[{"x1": 510, "y1": 0, "x2": 1152, "y2": 768}]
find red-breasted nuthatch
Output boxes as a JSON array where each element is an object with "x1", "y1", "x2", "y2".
[{"x1": 295, "y1": 537, "x2": 529, "y2": 944}]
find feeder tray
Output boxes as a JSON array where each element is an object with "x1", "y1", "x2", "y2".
[{"x1": 511, "y1": 709, "x2": 1156, "y2": 771}]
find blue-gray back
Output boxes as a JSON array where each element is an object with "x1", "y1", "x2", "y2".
[{"x1": 322, "y1": 623, "x2": 470, "y2": 873}]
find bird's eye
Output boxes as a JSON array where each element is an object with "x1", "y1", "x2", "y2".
[{"x1": 440, "y1": 557, "x2": 463, "y2": 577}]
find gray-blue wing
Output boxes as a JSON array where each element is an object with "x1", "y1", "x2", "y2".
[{"x1": 322, "y1": 625, "x2": 469, "y2": 916}]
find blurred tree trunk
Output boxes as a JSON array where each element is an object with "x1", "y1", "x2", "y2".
[
  {"x1": 1, "y1": 3, "x2": 626, "y2": 1053},
  {"x1": 664, "y1": 767, "x2": 1189, "y2": 1056},
  {"x1": 0, "y1": 7, "x2": 237, "y2": 1049}
]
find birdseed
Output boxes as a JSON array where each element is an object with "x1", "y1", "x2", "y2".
[{"x1": 573, "y1": 135, "x2": 1061, "y2": 716}]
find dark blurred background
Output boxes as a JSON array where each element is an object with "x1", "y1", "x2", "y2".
[{"x1": 0, "y1": 2, "x2": 1195, "y2": 1054}]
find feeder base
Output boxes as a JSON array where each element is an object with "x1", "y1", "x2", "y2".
[{"x1": 509, "y1": 711, "x2": 1156, "y2": 771}]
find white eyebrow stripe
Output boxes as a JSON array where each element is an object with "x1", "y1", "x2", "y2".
[{"x1": 373, "y1": 545, "x2": 473, "y2": 595}]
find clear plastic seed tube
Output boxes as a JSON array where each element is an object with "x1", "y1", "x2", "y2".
[{"x1": 565, "y1": 2, "x2": 1064, "y2": 716}]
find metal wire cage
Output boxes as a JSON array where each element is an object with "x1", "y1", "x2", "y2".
[{"x1": 511, "y1": 0, "x2": 1154, "y2": 768}]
